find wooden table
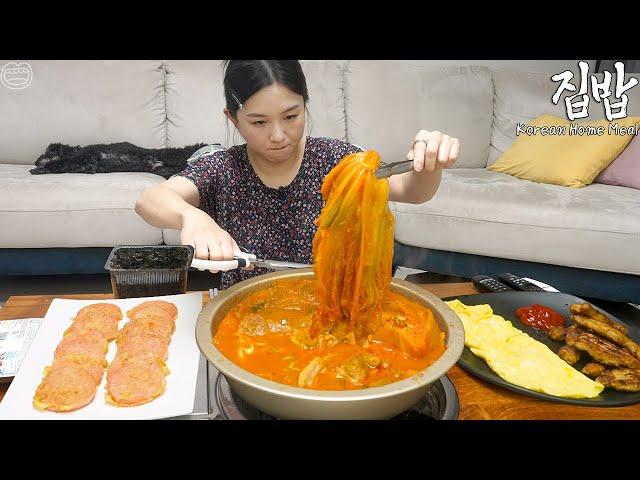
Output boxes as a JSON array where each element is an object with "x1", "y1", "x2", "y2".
[{"x1": 2, "y1": 283, "x2": 639, "y2": 420}]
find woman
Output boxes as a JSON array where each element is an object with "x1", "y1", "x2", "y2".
[{"x1": 135, "y1": 60, "x2": 460, "y2": 289}]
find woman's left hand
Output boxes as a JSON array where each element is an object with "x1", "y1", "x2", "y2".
[{"x1": 407, "y1": 130, "x2": 460, "y2": 173}]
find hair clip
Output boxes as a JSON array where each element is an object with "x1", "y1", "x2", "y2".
[{"x1": 230, "y1": 91, "x2": 244, "y2": 110}]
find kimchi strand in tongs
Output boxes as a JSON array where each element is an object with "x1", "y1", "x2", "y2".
[{"x1": 311, "y1": 150, "x2": 394, "y2": 338}]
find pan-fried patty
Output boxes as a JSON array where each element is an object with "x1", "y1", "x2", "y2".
[
  {"x1": 571, "y1": 314, "x2": 640, "y2": 360},
  {"x1": 65, "y1": 314, "x2": 119, "y2": 342},
  {"x1": 565, "y1": 325, "x2": 640, "y2": 369},
  {"x1": 569, "y1": 303, "x2": 627, "y2": 335},
  {"x1": 75, "y1": 303, "x2": 122, "y2": 321},
  {"x1": 116, "y1": 333, "x2": 170, "y2": 361},
  {"x1": 54, "y1": 330, "x2": 108, "y2": 365},
  {"x1": 74, "y1": 303, "x2": 122, "y2": 331},
  {"x1": 106, "y1": 356, "x2": 167, "y2": 406},
  {"x1": 127, "y1": 301, "x2": 177, "y2": 322},
  {"x1": 596, "y1": 368, "x2": 640, "y2": 392},
  {"x1": 106, "y1": 351, "x2": 168, "y2": 383},
  {"x1": 50, "y1": 355, "x2": 105, "y2": 385},
  {"x1": 33, "y1": 364, "x2": 97, "y2": 412},
  {"x1": 118, "y1": 315, "x2": 175, "y2": 341}
]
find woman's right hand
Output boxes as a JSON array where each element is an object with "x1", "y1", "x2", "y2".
[{"x1": 180, "y1": 208, "x2": 240, "y2": 273}]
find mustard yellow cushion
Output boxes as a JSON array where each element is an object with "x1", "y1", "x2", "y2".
[{"x1": 489, "y1": 115, "x2": 639, "y2": 188}]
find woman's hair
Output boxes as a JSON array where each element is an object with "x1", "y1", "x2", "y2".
[{"x1": 222, "y1": 60, "x2": 310, "y2": 116}]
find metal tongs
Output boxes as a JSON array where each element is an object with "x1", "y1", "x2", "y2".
[
  {"x1": 190, "y1": 252, "x2": 310, "y2": 272},
  {"x1": 375, "y1": 159, "x2": 415, "y2": 179}
]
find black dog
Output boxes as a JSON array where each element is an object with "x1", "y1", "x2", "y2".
[{"x1": 30, "y1": 142, "x2": 212, "y2": 179}]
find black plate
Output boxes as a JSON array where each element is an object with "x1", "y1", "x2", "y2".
[{"x1": 442, "y1": 291, "x2": 640, "y2": 407}]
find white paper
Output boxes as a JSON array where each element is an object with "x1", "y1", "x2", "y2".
[
  {"x1": 0, "y1": 319, "x2": 44, "y2": 378},
  {"x1": 0, "y1": 292, "x2": 203, "y2": 420}
]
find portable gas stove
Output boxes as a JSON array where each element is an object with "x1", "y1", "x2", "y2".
[{"x1": 169, "y1": 354, "x2": 459, "y2": 420}]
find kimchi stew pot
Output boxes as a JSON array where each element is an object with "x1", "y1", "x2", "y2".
[{"x1": 195, "y1": 269, "x2": 464, "y2": 420}]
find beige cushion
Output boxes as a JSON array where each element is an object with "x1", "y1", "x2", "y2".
[
  {"x1": 0, "y1": 60, "x2": 167, "y2": 165},
  {"x1": 391, "y1": 168, "x2": 640, "y2": 275},
  {"x1": 489, "y1": 69, "x2": 640, "y2": 166},
  {"x1": 0, "y1": 165, "x2": 164, "y2": 247},
  {"x1": 345, "y1": 61, "x2": 494, "y2": 168},
  {"x1": 163, "y1": 60, "x2": 347, "y2": 148}
]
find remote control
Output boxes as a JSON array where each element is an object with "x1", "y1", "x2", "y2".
[
  {"x1": 498, "y1": 273, "x2": 547, "y2": 292},
  {"x1": 471, "y1": 275, "x2": 515, "y2": 293}
]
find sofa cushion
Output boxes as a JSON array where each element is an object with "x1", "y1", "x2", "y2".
[
  {"x1": 391, "y1": 168, "x2": 640, "y2": 275},
  {"x1": 0, "y1": 60, "x2": 167, "y2": 165},
  {"x1": 489, "y1": 68, "x2": 640, "y2": 166},
  {"x1": 0, "y1": 164, "x2": 164, "y2": 247},
  {"x1": 345, "y1": 61, "x2": 494, "y2": 168},
  {"x1": 489, "y1": 115, "x2": 637, "y2": 188},
  {"x1": 163, "y1": 60, "x2": 347, "y2": 148},
  {"x1": 596, "y1": 133, "x2": 640, "y2": 190}
]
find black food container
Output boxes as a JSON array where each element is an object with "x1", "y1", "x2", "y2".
[{"x1": 105, "y1": 245, "x2": 194, "y2": 298}]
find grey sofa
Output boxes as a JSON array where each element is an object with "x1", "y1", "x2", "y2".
[{"x1": 1, "y1": 60, "x2": 638, "y2": 301}]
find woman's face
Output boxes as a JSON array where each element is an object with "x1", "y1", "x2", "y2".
[{"x1": 227, "y1": 83, "x2": 306, "y2": 164}]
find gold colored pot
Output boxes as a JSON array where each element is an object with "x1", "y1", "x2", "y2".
[{"x1": 195, "y1": 269, "x2": 464, "y2": 420}]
